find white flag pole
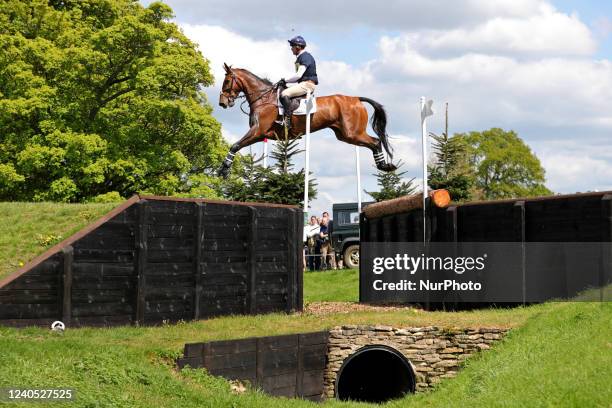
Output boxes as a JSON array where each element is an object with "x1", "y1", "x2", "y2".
[
  {"x1": 263, "y1": 138, "x2": 268, "y2": 168},
  {"x1": 420, "y1": 97, "x2": 433, "y2": 243},
  {"x1": 355, "y1": 146, "x2": 362, "y2": 214},
  {"x1": 303, "y1": 90, "x2": 313, "y2": 221}
]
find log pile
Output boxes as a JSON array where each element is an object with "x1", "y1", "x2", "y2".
[{"x1": 363, "y1": 189, "x2": 451, "y2": 219}]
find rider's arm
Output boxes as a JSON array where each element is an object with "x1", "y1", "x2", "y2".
[{"x1": 285, "y1": 65, "x2": 306, "y2": 83}]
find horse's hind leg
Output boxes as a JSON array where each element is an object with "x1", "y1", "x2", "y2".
[{"x1": 332, "y1": 126, "x2": 397, "y2": 172}]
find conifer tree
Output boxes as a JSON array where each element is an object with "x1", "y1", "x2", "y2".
[
  {"x1": 365, "y1": 161, "x2": 417, "y2": 202},
  {"x1": 428, "y1": 103, "x2": 475, "y2": 201}
]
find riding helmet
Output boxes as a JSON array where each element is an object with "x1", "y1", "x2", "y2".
[{"x1": 288, "y1": 35, "x2": 306, "y2": 47}]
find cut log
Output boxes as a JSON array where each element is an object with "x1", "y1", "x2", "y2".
[{"x1": 363, "y1": 189, "x2": 451, "y2": 219}]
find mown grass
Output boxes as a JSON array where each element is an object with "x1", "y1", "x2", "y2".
[
  {"x1": 0, "y1": 202, "x2": 119, "y2": 280},
  {"x1": 304, "y1": 269, "x2": 359, "y2": 303},
  {"x1": 0, "y1": 302, "x2": 608, "y2": 407},
  {"x1": 0, "y1": 202, "x2": 610, "y2": 406}
]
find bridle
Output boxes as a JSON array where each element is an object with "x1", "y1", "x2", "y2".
[{"x1": 221, "y1": 70, "x2": 279, "y2": 115}]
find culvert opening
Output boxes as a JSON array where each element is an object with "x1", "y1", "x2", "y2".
[{"x1": 335, "y1": 345, "x2": 416, "y2": 403}]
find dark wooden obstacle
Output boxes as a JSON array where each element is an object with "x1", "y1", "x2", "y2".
[
  {"x1": 0, "y1": 195, "x2": 303, "y2": 327},
  {"x1": 177, "y1": 331, "x2": 329, "y2": 401},
  {"x1": 360, "y1": 191, "x2": 612, "y2": 304}
]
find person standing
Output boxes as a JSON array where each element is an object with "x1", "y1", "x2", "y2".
[
  {"x1": 304, "y1": 215, "x2": 320, "y2": 271},
  {"x1": 319, "y1": 215, "x2": 337, "y2": 270}
]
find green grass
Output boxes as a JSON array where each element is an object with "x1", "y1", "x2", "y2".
[
  {"x1": 0, "y1": 201, "x2": 119, "y2": 280},
  {"x1": 0, "y1": 303, "x2": 608, "y2": 407},
  {"x1": 0, "y1": 202, "x2": 610, "y2": 406},
  {"x1": 304, "y1": 269, "x2": 359, "y2": 302}
]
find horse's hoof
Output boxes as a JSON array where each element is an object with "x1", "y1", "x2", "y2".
[
  {"x1": 378, "y1": 162, "x2": 398, "y2": 172},
  {"x1": 217, "y1": 166, "x2": 230, "y2": 179}
]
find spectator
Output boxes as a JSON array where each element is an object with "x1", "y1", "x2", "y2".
[
  {"x1": 318, "y1": 215, "x2": 337, "y2": 270},
  {"x1": 304, "y1": 215, "x2": 320, "y2": 271}
]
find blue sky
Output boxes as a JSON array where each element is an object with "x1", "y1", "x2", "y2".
[{"x1": 144, "y1": 0, "x2": 612, "y2": 215}]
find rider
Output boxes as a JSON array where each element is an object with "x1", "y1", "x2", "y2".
[{"x1": 277, "y1": 35, "x2": 318, "y2": 129}]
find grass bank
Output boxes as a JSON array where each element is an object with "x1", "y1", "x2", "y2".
[{"x1": 0, "y1": 201, "x2": 118, "y2": 280}]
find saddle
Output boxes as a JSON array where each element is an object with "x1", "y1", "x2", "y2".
[{"x1": 277, "y1": 88, "x2": 317, "y2": 116}]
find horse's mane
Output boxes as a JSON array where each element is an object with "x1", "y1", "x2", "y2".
[{"x1": 235, "y1": 68, "x2": 273, "y2": 87}]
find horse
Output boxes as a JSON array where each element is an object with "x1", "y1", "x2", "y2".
[{"x1": 217, "y1": 63, "x2": 397, "y2": 178}]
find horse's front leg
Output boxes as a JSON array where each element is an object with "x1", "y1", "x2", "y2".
[{"x1": 218, "y1": 125, "x2": 262, "y2": 179}]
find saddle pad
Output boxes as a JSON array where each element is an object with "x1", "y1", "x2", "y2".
[{"x1": 277, "y1": 92, "x2": 317, "y2": 115}]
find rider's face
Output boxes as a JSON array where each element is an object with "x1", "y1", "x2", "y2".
[{"x1": 290, "y1": 45, "x2": 300, "y2": 55}]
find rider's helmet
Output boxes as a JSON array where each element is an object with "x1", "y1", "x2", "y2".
[{"x1": 288, "y1": 35, "x2": 307, "y2": 48}]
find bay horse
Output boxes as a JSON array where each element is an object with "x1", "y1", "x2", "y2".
[{"x1": 217, "y1": 63, "x2": 397, "y2": 178}]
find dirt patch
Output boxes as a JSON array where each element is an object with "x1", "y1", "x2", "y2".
[{"x1": 304, "y1": 302, "x2": 417, "y2": 315}]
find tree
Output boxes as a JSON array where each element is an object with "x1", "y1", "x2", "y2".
[
  {"x1": 456, "y1": 128, "x2": 552, "y2": 200},
  {"x1": 428, "y1": 103, "x2": 475, "y2": 201},
  {"x1": 365, "y1": 161, "x2": 417, "y2": 202},
  {"x1": 225, "y1": 139, "x2": 317, "y2": 207},
  {"x1": 0, "y1": 0, "x2": 226, "y2": 202}
]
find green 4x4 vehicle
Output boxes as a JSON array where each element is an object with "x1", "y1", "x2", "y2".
[{"x1": 331, "y1": 201, "x2": 373, "y2": 269}]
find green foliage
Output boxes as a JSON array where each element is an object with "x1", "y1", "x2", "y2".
[
  {"x1": 0, "y1": 0, "x2": 225, "y2": 202},
  {"x1": 428, "y1": 105, "x2": 475, "y2": 201},
  {"x1": 225, "y1": 140, "x2": 317, "y2": 207},
  {"x1": 365, "y1": 161, "x2": 417, "y2": 202},
  {"x1": 455, "y1": 128, "x2": 552, "y2": 200}
]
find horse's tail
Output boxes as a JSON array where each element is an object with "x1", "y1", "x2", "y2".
[{"x1": 358, "y1": 97, "x2": 393, "y2": 159}]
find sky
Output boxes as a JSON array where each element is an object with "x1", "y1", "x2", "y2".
[{"x1": 143, "y1": 0, "x2": 612, "y2": 215}]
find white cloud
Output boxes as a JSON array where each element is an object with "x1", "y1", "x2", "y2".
[
  {"x1": 158, "y1": 0, "x2": 548, "y2": 37},
  {"x1": 404, "y1": 6, "x2": 595, "y2": 57},
  {"x1": 175, "y1": 2, "x2": 612, "y2": 210}
]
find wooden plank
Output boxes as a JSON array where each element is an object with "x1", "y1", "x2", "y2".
[
  {"x1": 135, "y1": 200, "x2": 148, "y2": 325},
  {"x1": 208, "y1": 338, "x2": 258, "y2": 355},
  {"x1": 247, "y1": 206, "x2": 258, "y2": 314},
  {"x1": 0, "y1": 304, "x2": 60, "y2": 319},
  {"x1": 295, "y1": 210, "x2": 303, "y2": 311},
  {"x1": 286, "y1": 209, "x2": 296, "y2": 312},
  {"x1": 194, "y1": 202, "x2": 204, "y2": 320},
  {"x1": 61, "y1": 246, "x2": 73, "y2": 325},
  {"x1": 255, "y1": 337, "x2": 264, "y2": 388},
  {"x1": 73, "y1": 249, "x2": 135, "y2": 263},
  {"x1": 602, "y1": 195, "x2": 612, "y2": 300},
  {"x1": 301, "y1": 345, "x2": 327, "y2": 371},
  {"x1": 177, "y1": 356, "x2": 203, "y2": 369},
  {"x1": 147, "y1": 249, "x2": 192, "y2": 263},
  {"x1": 204, "y1": 352, "x2": 257, "y2": 370},
  {"x1": 296, "y1": 332, "x2": 303, "y2": 397},
  {"x1": 299, "y1": 331, "x2": 328, "y2": 346},
  {"x1": 259, "y1": 334, "x2": 297, "y2": 349},
  {"x1": 184, "y1": 343, "x2": 204, "y2": 358},
  {"x1": 446, "y1": 206, "x2": 458, "y2": 242},
  {"x1": 514, "y1": 201, "x2": 526, "y2": 304},
  {"x1": 147, "y1": 224, "x2": 194, "y2": 239},
  {"x1": 301, "y1": 369, "x2": 325, "y2": 397},
  {"x1": 72, "y1": 303, "x2": 134, "y2": 317}
]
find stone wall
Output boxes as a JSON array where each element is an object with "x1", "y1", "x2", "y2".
[{"x1": 325, "y1": 325, "x2": 509, "y2": 398}]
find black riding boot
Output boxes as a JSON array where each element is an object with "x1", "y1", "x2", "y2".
[{"x1": 280, "y1": 95, "x2": 292, "y2": 130}]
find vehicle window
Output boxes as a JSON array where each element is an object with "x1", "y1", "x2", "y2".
[{"x1": 338, "y1": 211, "x2": 360, "y2": 225}]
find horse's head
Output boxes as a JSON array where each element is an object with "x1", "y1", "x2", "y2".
[{"x1": 219, "y1": 63, "x2": 241, "y2": 108}]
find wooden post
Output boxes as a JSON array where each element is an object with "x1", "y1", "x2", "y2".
[
  {"x1": 601, "y1": 195, "x2": 612, "y2": 301},
  {"x1": 135, "y1": 200, "x2": 148, "y2": 325},
  {"x1": 193, "y1": 202, "x2": 204, "y2": 320},
  {"x1": 513, "y1": 201, "x2": 526, "y2": 304},
  {"x1": 61, "y1": 246, "x2": 73, "y2": 325},
  {"x1": 446, "y1": 206, "x2": 458, "y2": 242},
  {"x1": 286, "y1": 209, "x2": 296, "y2": 312},
  {"x1": 295, "y1": 334, "x2": 303, "y2": 397},
  {"x1": 247, "y1": 206, "x2": 258, "y2": 314},
  {"x1": 255, "y1": 337, "x2": 264, "y2": 389}
]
